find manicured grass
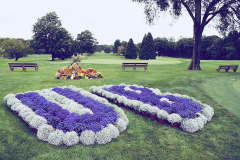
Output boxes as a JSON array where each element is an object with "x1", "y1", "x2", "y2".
[
  {"x1": 203, "y1": 76, "x2": 240, "y2": 117},
  {"x1": 0, "y1": 52, "x2": 240, "y2": 160}
]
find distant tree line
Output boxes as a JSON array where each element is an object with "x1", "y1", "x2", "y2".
[{"x1": 101, "y1": 30, "x2": 239, "y2": 60}]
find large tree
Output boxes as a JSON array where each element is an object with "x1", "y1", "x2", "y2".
[
  {"x1": 76, "y1": 30, "x2": 98, "y2": 54},
  {"x1": 2, "y1": 38, "x2": 29, "y2": 61},
  {"x1": 32, "y1": 12, "x2": 72, "y2": 60},
  {"x1": 140, "y1": 32, "x2": 156, "y2": 60},
  {"x1": 133, "y1": 0, "x2": 240, "y2": 70},
  {"x1": 113, "y1": 39, "x2": 121, "y2": 53},
  {"x1": 125, "y1": 38, "x2": 138, "y2": 59}
]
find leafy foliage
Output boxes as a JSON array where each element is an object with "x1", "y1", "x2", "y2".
[
  {"x1": 76, "y1": 30, "x2": 98, "y2": 54},
  {"x1": 2, "y1": 38, "x2": 29, "y2": 61},
  {"x1": 113, "y1": 39, "x2": 121, "y2": 53},
  {"x1": 32, "y1": 12, "x2": 73, "y2": 60},
  {"x1": 104, "y1": 46, "x2": 112, "y2": 54}
]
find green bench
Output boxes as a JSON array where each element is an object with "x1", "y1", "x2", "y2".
[
  {"x1": 216, "y1": 65, "x2": 238, "y2": 72},
  {"x1": 8, "y1": 63, "x2": 38, "y2": 71}
]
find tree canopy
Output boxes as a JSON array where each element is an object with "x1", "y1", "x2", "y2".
[
  {"x1": 76, "y1": 30, "x2": 98, "y2": 54},
  {"x1": 113, "y1": 39, "x2": 121, "y2": 53},
  {"x1": 140, "y1": 32, "x2": 156, "y2": 60},
  {"x1": 133, "y1": 0, "x2": 240, "y2": 70},
  {"x1": 125, "y1": 38, "x2": 138, "y2": 59},
  {"x1": 2, "y1": 38, "x2": 29, "y2": 61},
  {"x1": 32, "y1": 12, "x2": 73, "y2": 60}
]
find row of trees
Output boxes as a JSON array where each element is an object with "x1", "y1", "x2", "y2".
[
  {"x1": 154, "y1": 31, "x2": 240, "y2": 60},
  {"x1": 109, "y1": 30, "x2": 240, "y2": 60},
  {"x1": 0, "y1": 12, "x2": 98, "y2": 61}
]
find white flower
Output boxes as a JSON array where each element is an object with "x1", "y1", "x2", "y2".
[
  {"x1": 37, "y1": 124, "x2": 55, "y2": 141},
  {"x1": 180, "y1": 118, "x2": 200, "y2": 133},
  {"x1": 18, "y1": 108, "x2": 33, "y2": 118},
  {"x1": 48, "y1": 129, "x2": 65, "y2": 145},
  {"x1": 116, "y1": 96, "x2": 127, "y2": 104},
  {"x1": 135, "y1": 90, "x2": 142, "y2": 94},
  {"x1": 89, "y1": 86, "x2": 98, "y2": 93},
  {"x1": 130, "y1": 100, "x2": 143, "y2": 110},
  {"x1": 79, "y1": 130, "x2": 95, "y2": 145},
  {"x1": 15, "y1": 104, "x2": 28, "y2": 113},
  {"x1": 167, "y1": 113, "x2": 182, "y2": 124},
  {"x1": 29, "y1": 115, "x2": 47, "y2": 129},
  {"x1": 139, "y1": 104, "x2": 151, "y2": 113},
  {"x1": 147, "y1": 106, "x2": 159, "y2": 116},
  {"x1": 149, "y1": 88, "x2": 162, "y2": 95},
  {"x1": 7, "y1": 97, "x2": 21, "y2": 107},
  {"x1": 124, "y1": 87, "x2": 134, "y2": 92},
  {"x1": 10, "y1": 103, "x2": 22, "y2": 111},
  {"x1": 63, "y1": 131, "x2": 79, "y2": 146},
  {"x1": 4, "y1": 94, "x2": 15, "y2": 103},
  {"x1": 160, "y1": 98, "x2": 173, "y2": 104},
  {"x1": 24, "y1": 114, "x2": 36, "y2": 123},
  {"x1": 73, "y1": 108, "x2": 93, "y2": 116},
  {"x1": 156, "y1": 109, "x2": 169, "y2": 120},
  {"x1": 19, "y1": 110, "x2": 35, "y2": 120},
  {"x1": 123, "y1": 99, "x2": 132, "y2": 107},
  {"x1": 107, "y1": 124, "x2": 119, "y2": 139},
  {"x1": 115, "y1": 118, "x2": 127, "y2": 132},
  {"x1": 95, "y1": 127, "x2": 112, "y2": 145}
]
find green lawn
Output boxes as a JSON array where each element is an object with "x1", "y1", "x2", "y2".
[{"x1": 0, "y1": 52, "x2": 240, "y2": 160}]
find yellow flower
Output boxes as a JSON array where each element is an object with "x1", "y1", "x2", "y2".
[
  {"x1": 69, "y1": 66, "x2": 72, "y2": 69},
  {"x1": 98, "y1": 72, "x2": 101, "y2": 74},
  {"x1": 78, "y1": 73, "x2": 84, "y2": 76},
  {"x1": 85, "y1": 76, "x2": 89, "y2": 79}
]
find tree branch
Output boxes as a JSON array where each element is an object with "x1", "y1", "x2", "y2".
[{"x1": 180, "y1": 0, "x2": 195, "y2": 22}]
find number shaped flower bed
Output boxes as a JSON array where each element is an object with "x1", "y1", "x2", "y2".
[
  {"x1": 90, "y1": 83, "x2": 214, "y2": 133},
  {"x1": 3, "y1": 85, "x2": 129, "y2": 146}
]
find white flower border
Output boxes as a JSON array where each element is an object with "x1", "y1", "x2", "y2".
[
  {"x1": 90, "y1": 83, "x2": 214, "y2": 133},
  {"x1": 3, "y1": 85, "x2": 129, "y2": 146}
]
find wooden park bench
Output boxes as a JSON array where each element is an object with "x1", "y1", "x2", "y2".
[
  {"x1": 122, "y1": 62, "x2": 148, "y2": 72},
  {"x1": 216, "y1": 65, "x2": 238, "y2": 72},
  {"x1": 8, "y1": 63, "x2": 38, "y2": 71}
]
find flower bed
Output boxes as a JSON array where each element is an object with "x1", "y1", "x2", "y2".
[
  {"x1": 4, "y1": 85, "x2": 129, "y2": 146},
  {"x1": 90, "y1": 84, "x2": 214, "y2": 133},
  {"x1": 56, "y1": 63, "x2": 104, "y2": 80}
]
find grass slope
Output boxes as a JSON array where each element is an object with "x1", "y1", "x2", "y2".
[
  {"x1": 203, "y1": 76, "x2": 240, "y2": 117},
  {"x1": 0, "y1": 53, "x2": 240, "y2": 160}
]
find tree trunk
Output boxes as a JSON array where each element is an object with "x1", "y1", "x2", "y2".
[
  {"x1": 188, "y1": 0, "x2": 203, "y2": 70},
  {"x1": 188, "y1": 26, "x2": 203, "y2": 70}
]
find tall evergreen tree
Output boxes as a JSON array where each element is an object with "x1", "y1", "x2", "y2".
[
  {"x1": 113, "y1": 39, "x2": 121, "y2": 53},
  {"x1": 139, "y1": 34, "x2": 146, "y2": 59},
  {"x1": 125, "y1": 38, "x2": 137, "y2": 59},
  {"x1": 140, "y1": 32, "x2": 155, "y2": 60}
]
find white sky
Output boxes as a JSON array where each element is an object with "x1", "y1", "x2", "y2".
[{"x1": 0, "y1": 0, "x2": 221, "y2": 45}]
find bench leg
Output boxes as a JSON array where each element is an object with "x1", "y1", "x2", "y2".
[
  {"x1": 122, "y1": 67, "x2": 125, "y2": 71},
  {"x1": 134, "y1": 67, "x2": 136, "y2": 72}
]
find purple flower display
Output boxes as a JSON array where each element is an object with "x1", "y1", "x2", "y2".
[
  {"x1": 104, "y1": 85, "x2": 202, "y2": 119},
  {"x1": 52, "y1": 87, "x2": 118, "y2": 131},
  {"x1": 16, "y1": 89, "x2": 118, "y2": 135}
]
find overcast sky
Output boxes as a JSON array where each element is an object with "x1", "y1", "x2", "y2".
[{"x1": 0, "y1": 0, "x2": 221, "y2": 45}]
